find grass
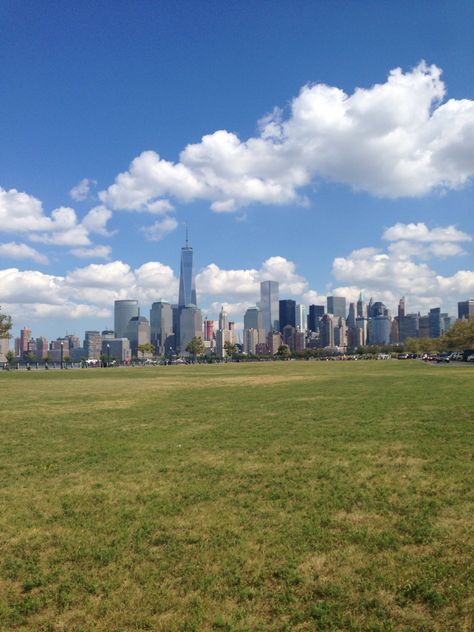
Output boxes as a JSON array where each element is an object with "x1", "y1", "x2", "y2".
[{"x1": 0, "y1": 360, "x2": 473, "y2": 631}]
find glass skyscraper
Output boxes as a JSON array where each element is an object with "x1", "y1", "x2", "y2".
[{"x1": 178, "y1": 237, "x2": 197, "y2": 308}]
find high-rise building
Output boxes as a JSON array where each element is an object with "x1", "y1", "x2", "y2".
[
  {"x1": 320, "y1": 314, "x2": 334, "y2": 348},
  {"x1": 458, "y1": 299, "x2": 474, "y2": 320},
  {"x1": 20, "y1": 327, "x2": 31, "y2": 356},
  {"x1": 418, "y1": 316, "x2": 430, "y2": 338},
  {"x1": 308, "y1": 304, "x2": 325, "y2": 332},
  {"x1": 215, "y1": 306, "x2": 231, "y2": 357},
  {"x1": 125, "y1": 316, "x2": 151, "y2": 356},
  {"x1": 327, "y1": 296, "x2": 346, "y2": 320},
  {"x1": 282, "y1": 324, "x2": 296, "y2": 350},
  {"x1": 279, "y1": 299, "x2": 296, "y2": 333},
  {"x1": 355, "y1": 316, "x2": 367, "y2": 345},
  {"x1": 266, "y1": 331, "x2": 282, "y2": 355},
  {"x1": 260, "y1": 281, "x2": 279, "y2": 333},
  {"x1": 399, "y1": 314, "x2": 419, "y2": 342},
  {"x1": 244, "y1": 307, "x2": 262, "y2": 331},
  {"x1": 243, "y1": 328, "x2": 259, "y2": 354},
  {"x1": 429, "y1": 307, "x2": 441, "y2": 338},
  {"x1": 346, "y1": 303, "x2": 356, "y2": 329},
  {"x1": 369, "y1": 316, "x2": 391, "y2": 345},
  {"x1": 114, "y1": 300, "x2": 139, "y2": 338},
  {"x1": 84, "y1": 331, "x2": 102, "y2": 360},
  {"x1": 295, "y1": 304, "x2": 306, "y2": 331},
  {"x1": 357, "y1": 292, "x2": 366, "y2": 318},
  {"x1": 178, "y1": 232, "x2": 197, "y2": 308},
  {"x1": 35, "y1": 337, "x2": 49, "y2": 360},
  {"x1": 398, "y1": 296, "x2": 406, "y2": 319},
  {"x1": 203, "y1": 319, "x2": 214, "y2": 341},
  {"x1": 179, "y1": 305, "x2": 202, "y2": 354},
  {"x1": 101, "y1": 338, "x2": 131, "y2": 363},
  {"x1": 334, "y1": 316, "x2": 347, "y2": 348},
  {"x1": 150, "y1": 301, "x2": 174, "y2": 354}
]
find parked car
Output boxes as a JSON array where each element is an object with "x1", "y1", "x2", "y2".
[
  {"x1": 466, "y1": 354, "x2": 474, "y2": 363},
  {"x1": 436, "y1": 354, "x2": 450, "y2": 363}
]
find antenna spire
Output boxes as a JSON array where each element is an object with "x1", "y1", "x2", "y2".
[{"x1": 185, "y1": 223, "x2": 189, "y2": 247}]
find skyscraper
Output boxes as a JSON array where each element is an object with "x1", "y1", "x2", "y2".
[
  {"x1": 178, "y1": 231, "x2": 197, "y2": 308},
  {"x1": 260, "y1": 281, "x2": 279, "y2": 333},
  {"x1": 458, "y1": 299, "x2": 474, "y2": 320},
  {"x1": 327, "y1": 296, "x2": 346, "y2": 319},
  {"x1": 279, "y1": 299, "x2": 296, "y2": 333},
  {"x1": 114, "y1": 300, "x2": 139, "y2": 338},
  {"x1": 356, "y1": 292, "x2": 366, "y2": 318},
  {"x1": 295, "y1": 304, "x2": 306, "y2": 330},
  {"x1": 307, "y1": 305, "x2": 324, "y2": 332},
  {"x1": 150, "y1": 301, "x2": 174, "y2": 354}
]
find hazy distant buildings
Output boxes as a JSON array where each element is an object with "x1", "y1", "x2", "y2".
[
  {"x1": 114, "y1": 300, "x2": 139, "y2": 338},
  {"x1": 180, "y1": 305, "x2": 202, "y2": 354},
  {"x1": 320, "y1": 314, "x2": 334, "y2": 348},
  {"x1": 327, "y1": 296, "x2": 346, "y2": 320},
  {"x1": 260, "y1": 281, "x2": 279, "y2": 333},
  {"x1": 125, "y1": 316, "x2": 151, "y2": 356},
  {"x1": 458, "y1": 299, "x2": 474, "y2": 320},
  {"x1": 101, "y1": 338, "x2": 131, "y2": 363},
  {"x1": 307, "y1": 304, "x2": 324, "y2": 332},
  {"x1": 399, "y1": 314, "x2": 419, "y2": 342},
  {"x1": 84, "y1": 331, "x2": 102, "y2": 360},
  {"x1": 150, "y1": 300, "x2": 174, "y2": 354}
]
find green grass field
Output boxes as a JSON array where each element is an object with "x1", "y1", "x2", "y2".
[{"x1": 0, "y1": 361, "x2": 473, "y2": 631}]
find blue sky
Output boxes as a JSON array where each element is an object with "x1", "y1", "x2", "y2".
[{"x1": 1, "y1": 1, "x2": 473, "y2": 340}]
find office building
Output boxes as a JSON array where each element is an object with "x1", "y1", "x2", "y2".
[
  {"x1": 418, "y1": 316, "x2": 430, "y2": 338},
  {"x1": 260, "y1": 281, "x2": 279, "y2": 333},
  {"x1": 178, "y1": 232, "x2": 197, "y2": 308},
  {"x1": 179, "y1": 305, "x2": 202, "y2": 354},
  {"x1": 114, "y1": 300, "x2": 139, "y2": 338},
  {"x1": 458, "y1": 299, "x2": 474, "y2": 320},
  {"x1": 282, "y1": 324, "x2": 296, "y2": 351},
  {"x1": 398, "y1": 296, "x2": 406, "y2": 319},
  {"x1": 327, "y1": 296, "x2": 346, "y2": 320},
  {"x1": 295, "y1": 304, "x2": 306, "y2": 331},
  {"x1": 334, "y1": 316, "x2": 347, "y2": 348},
  {"x1": 84, "y1": 331, "x2": 102, "y2": 360},
  {"x1": 243, "y1": 328, "x2": 259, "y2": 354},
  {"x1": 369, "y1": 316, "x2": 391, "y2": 345},
  {"x1": 101, "y1": 338, "x2": 131, "y2": 363},
  {"x1": 35, "y1": 337, "x2": 49, "y2": 360},
  {"x1": 357, "y1": 292, "x2": 366, "y2": 318},
  {"x1": 346, "y1": 303, "x2": 356, "y2": 329},
  {"x1": 20, "y1": 327, "x2": 31, "y2": 357},
  {"x1": 399, "y1": 314, "x2": 419, "y2": 342},
  {"x1": 355, "y1": 316, "x2": 367, "y2": 346},
  {"x1": 215, "y1": 306, "x2": 232, "y2": 358},
  {"x1": 279, "y1": 299, "x2": 296, "y2": 333},
  {"x1": 266, "y1": 331, "x2": 282, "y2": 355},
  {"x1": 125, "y1": 316, "x2": 151, "y2": 356},
  {"x1": 429, "y1": 307, "x2": 441, "y2": 338},
  {"x1": 320, "y1": 314, "x2": 334, "y2": 348},
  {"x1": 150, "y1": 301, "x2": 174, "y2": 354},
  {"x1": 244, "y1": 307, "x2": 263, "y2": 332},
  {"x1": 307, "y1": 305, "x2": 324, "y2": 332}
]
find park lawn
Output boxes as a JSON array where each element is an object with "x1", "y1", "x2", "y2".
[{"x1": 0, "y1": 361, "x2": 473, "y2": 631}]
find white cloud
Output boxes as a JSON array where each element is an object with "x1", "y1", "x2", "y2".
[
  {"x1": 69, "y1": 178, "x2": 97, "y2": 202},
  {"x1": 142, "y1": 216, "x2": 178, "y2": 241},
  {"x1": 382, "y1": 222, "x2": 471, "y2": 243},
  {"x1": 0, "y1": 242, "x2": 49, "y2": 265},
  {"x1": 99, "y1": 62, "x2": 474, "y2": 213},
  {"x1": 82, "y1": 205, "x2": 114, "y2": 236},
  {"x1": 70, "y1": 246, "x2": 112, "y2": 260}
]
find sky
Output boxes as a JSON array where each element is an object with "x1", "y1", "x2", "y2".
[{"x1": 1, "y1": 0, "x2": 473, "y2": 340}]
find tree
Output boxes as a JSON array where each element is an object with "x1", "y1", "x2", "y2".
[
  {"x1": 442, "y1": 317, "x2": 474, "y2": 350},
  {"x1": 5, "y1": 350, "x2": 15, "y2": 366},
  {"x1": 0, "y1": 306, "x2": 12, "y2": 339},
  {"x1": 137, "y1": 343, "x2": 155, "y2": 358},
  {"x1": 224, "y1": 340, "x2": 237, "y2": 358},
  {"x1": 186, "y1": 336, "x2": 205, "y2": 362},
  {"x1": 276, "y1": 345, "x2": 290, "y2": 359}
]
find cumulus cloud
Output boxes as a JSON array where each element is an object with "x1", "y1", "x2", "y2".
[
  {"x1": 99, "y1": 62, "x2": 474, "y2": 213},
  {"x1": 69, "y1": 178, "x2": 97, "y2": 202},
  {"x1": 142, "y1": 216, "x2": 178, "y2": 241},
  {"x1": 382, "y1": 222, "x2": 471, "y2": 243},
  {"x1": 0, "y1": 242, "x2": 49, "y2": 265},
  {"x1": 82, "y1": 205, "x2": 114, "y2": 236}
]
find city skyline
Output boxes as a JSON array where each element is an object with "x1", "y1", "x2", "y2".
[{"x1": 1, "y1": 2, "x2": 473, "y2": 338}]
